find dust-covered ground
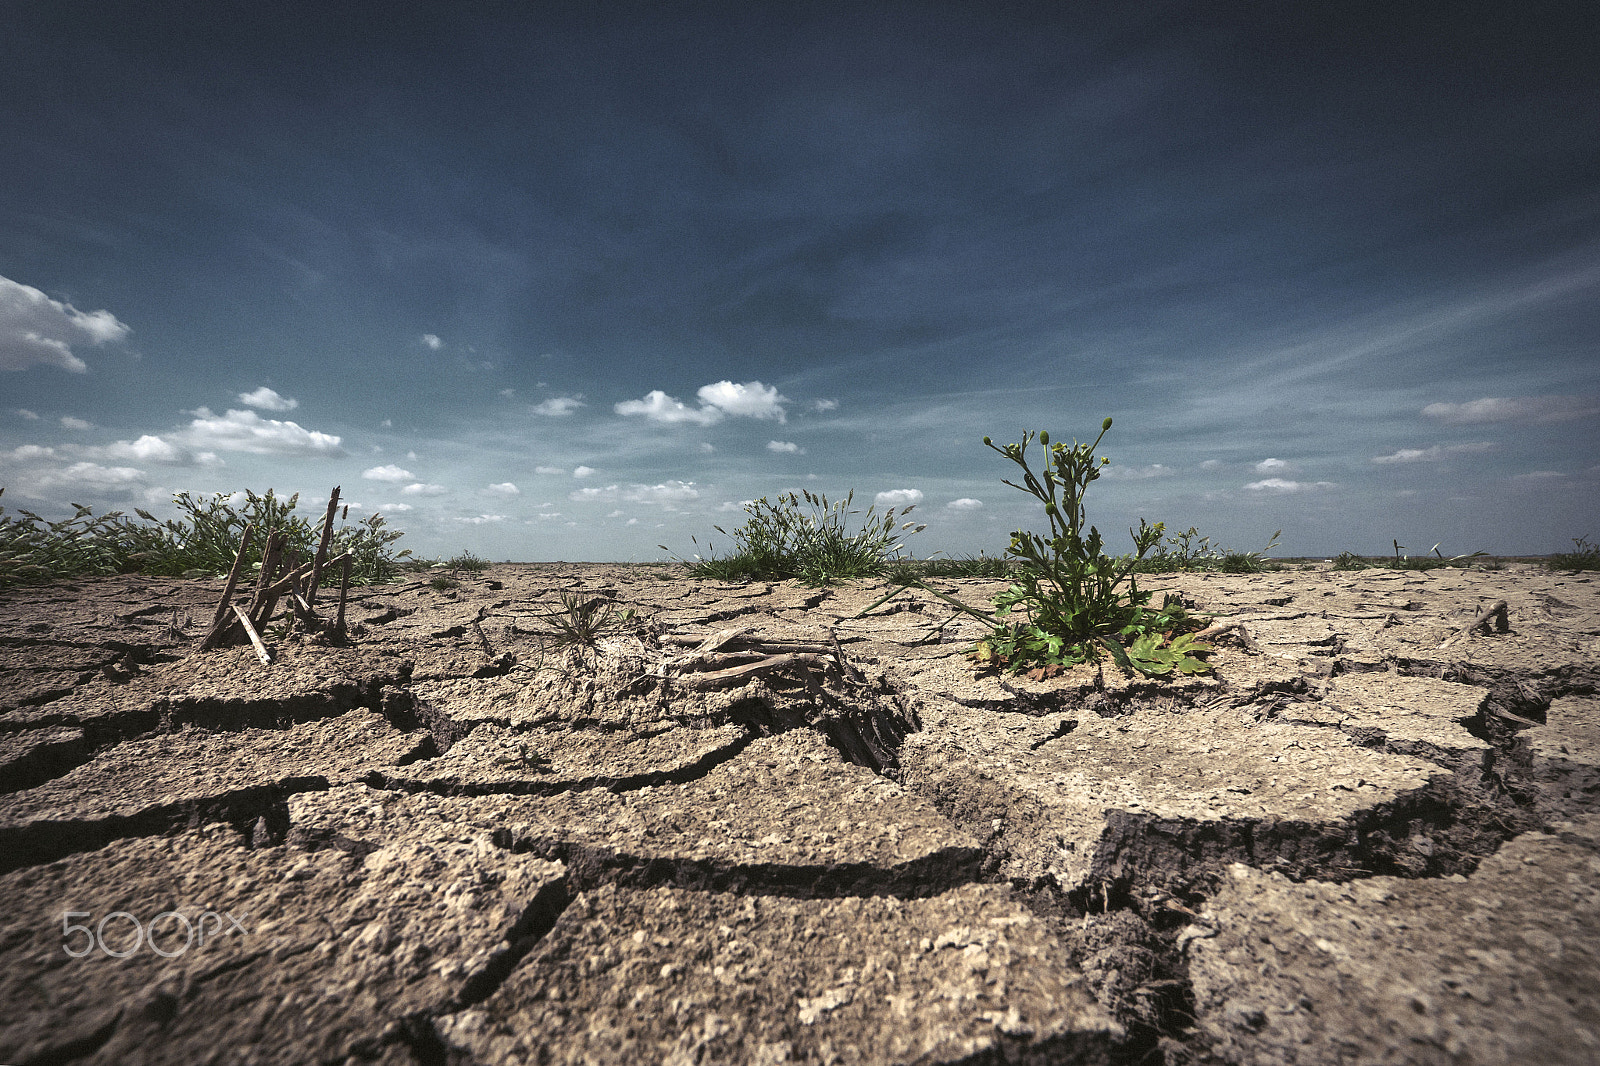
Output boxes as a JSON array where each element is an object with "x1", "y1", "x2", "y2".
[{"x1": 1, "y1": 562, "x2": 1596, "y2": 1065}]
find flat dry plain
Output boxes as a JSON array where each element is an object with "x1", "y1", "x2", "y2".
[{"x1": 1, "y1": 562, "x2": 1596, "y2": 1065}]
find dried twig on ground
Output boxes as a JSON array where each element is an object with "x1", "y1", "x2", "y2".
[
  {"x1": 1438, "y1": 600, "x2": 1509, "y2": 649},
  {"x1": 231, "y1": 605, "x2": 273, "y2": 665}
]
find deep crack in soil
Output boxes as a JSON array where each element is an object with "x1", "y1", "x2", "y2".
[{"x1": 2, "y1": 563, "x2": 1597, "y2": 1064}]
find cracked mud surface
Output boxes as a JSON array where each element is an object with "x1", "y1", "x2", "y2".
[{"x1": 1, "y1": 562, "x2": 1597, "y2": 1064}]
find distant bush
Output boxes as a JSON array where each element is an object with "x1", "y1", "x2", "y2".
[
  {"x1": 664, "y1": 490, "x2": 924, "y2": 585},
  {"x1": 1547, "y1": 536, "x2": 1600, "y2": 572},
  {"x1": 0, "y1": 487, "x2": 410, "y2": 588}
]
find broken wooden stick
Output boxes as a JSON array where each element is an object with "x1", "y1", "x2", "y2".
[
  {"x1": 1438, "y1": 600, "x2": 1509, "y2": 649},
  {"x1": 670, "y1": 652, "x2": 834, "y2": 689},
  {"x1": 202, "y1": 523, "x2": 255, "y2": 650},
  {"x1": 231, "y1": 604, "x2": 273, "y2": 665},
  {"x1": 334, "y1": 556, "x2": 352, "y2": 634},
  {"x1": 306, "y1": 485, "x2": 340, "y2": 604}
]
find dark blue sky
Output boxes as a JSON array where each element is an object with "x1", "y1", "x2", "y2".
[{"x1": 4, "y1": 1, "x2": 1597, "y2": 559}]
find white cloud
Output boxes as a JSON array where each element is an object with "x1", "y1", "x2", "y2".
[
  {"x1": 1422, "y1": 395, "x2": 1600, "y2": 424},
  {"x1": 718, "y1": 500, "x2": 753, "y2": 512},
  {"x1": 237, "y1": 387, "x2": 298, "y2": 411},
  {"x1": 103, "y1": 435, "x2": 184, "y2": 463},
  {"x1": 1199, "y1": 459, "x2": 1222, "y2": 469},
  {"x1": 9, "y1": 444, "x2": 57, "y2": 460},
  {"x1": 535, "y1": 465, "x2": 565, "y2": 475},
  {"x1": 1105, "y1": 463, "x2": 1174, "y2": 480},
  {"x1": 616, "y1": 380, "x2": 790, "y2": 426},
  {"x1": 0, "y1": 275, "x2": 131, "y2": 373},
  {"x1": 1253, "y1": 458, "x2": 1294, "y2": 474},
  {"x1": 362, "y1": 464, "x2": 415, "y2": 482},
  {"x1": 486, "y1": 482, "x2": 520, "y2": 496},
  {"x1": 875, "y1": 488, "x2": 924, "y2": 508},
  {"x1": 697, "y1": 380, "x2": 788, "y2": 422},
  {"x1": 1372, "y1": 442, "x2": 1497, "y2": 464},
  {"x1": 1243, "y1": 478, "x2": 1336, "y2": 492},
  {"x1": 421, "y1": 334, "x2": 442, "y2": 350},
  {"x1": 498, "y1": 388, "x2": 517, "y2": 398},
  {"x1": 15, "y1": 408, "x2": 39, "y2": 420},
  {"x1": 402, "y1": 482, "x2": 447, "y2": 495},
  {"x1": 766, "y1": 440, "x2": 803, "y2": 454},
  {"x1": 381, "y1": 419, "x2": 393, "y2": 428},
  {"x1": 570, "y1": 481, "x2": 700, "y2": 505},
  {"x1": 379, "y1": 502, "x2": 414, "y2": 512},
  {"x1": 60, "y1": 416, "x2": 94, "y2": 430},
  {"x1": 40, "y1": 461, "x2": 145, "y2": 487},
  {"x1": 454, "y1": 514, "x2": 507, "y2": 524},
  {"x1": 946, "y1": 498, "x2": 983, "y2": 510},
  {"x1": 615, "y1": 389, "x2": 724, "y2": 425},
  {"x1": 699, "y1": 442, "x2": 715, "y2": 453},
  {"x1": 183, "y1": 408, "x2": 344, "y2": 456},
  {"x1": 813, "y1": 398, "x2": 839, "y2": 412},
  {"x1": 532, "y1": 396, "x2": 585, "y2": 417},
  {"x1": 573, "y1": 465, "x2": 595, "y2": 478}
]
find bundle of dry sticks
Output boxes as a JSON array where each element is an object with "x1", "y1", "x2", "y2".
[{"x1": 199, "y1": 487, "x2": 356, "y2": 664}]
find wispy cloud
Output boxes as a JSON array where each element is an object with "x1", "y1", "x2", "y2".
[
  {"x1": 0, "y1": 274, "x2": 130, "y2": 373},
  {"x1": 1421, "y1": 395, "x2": 1600, "y2": 424},
  {"x1": 766, "y1": 440, "x2": 803, "y2": 453},
  {"x1": 1372, "y1": 442, "x2": 1497, "y2": 464},
  {"x1": 946, "y1": 498, "x2": 983, "y2": 510},
  {"x1": 532, "y1": 396, "x2": 585, "y2": 417},
  {"x1": 1243, "y1": 478, "x2": 1336, "y2": 492}
]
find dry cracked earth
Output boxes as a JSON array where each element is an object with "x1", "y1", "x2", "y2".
[{"x1": 1, "y1": 562, "x2": 1597, "y2": 1065}]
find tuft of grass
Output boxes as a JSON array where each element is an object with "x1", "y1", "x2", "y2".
[
  {"x1": 1547, "y1": 535, "x2": 1600, "y2": 572},
  {"x1": 528, "y1": 591, "x2": 636, "y2": 649},
  {"x1": 663, "y1": 490, "x2": 925, "y2": 585},
  {"x1": 0, "y1": 487, "x2": 410, "y2": 589},
  {"x1": 445, "y1": 550, "x2": 492, "y2": 574},
  {"x1": 429, "y1": 575, "x2": 462, "y2": 591},
  {"x1": 888, "y1": 554, "x2": 1011, "y2": 584}
]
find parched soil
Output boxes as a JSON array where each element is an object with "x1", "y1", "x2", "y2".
[{"x1": 1, "y1": 562, "x2": 1596, "y2": 1065}]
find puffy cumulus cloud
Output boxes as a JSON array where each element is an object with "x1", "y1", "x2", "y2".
[
  {"x1": 15, "y1": 408, "x2": 40, "y2": 420},
  {"x1": 615, "y1": 389, "x2": 723, "y2": 425},
  {"x1": 616, "y1": 380, "x2": 789, "y2": 425},
  {"x1": 875, "y1": 489, "x2": 924, "y2": 508},
  {"x1": 60, "y1": 416, "x2": 94, "y2": 430},
  {"x1": 9, "y1": 444, "x2": 57, "y2": 461},
  {"x1": 237, "y1": 387, "x2": 298, "y2": 411},
  {"x1": 697, "y1": 380, "x2": 788, "y2": 422},
  {"x1": 378, "y1": 502, "x2": 414, "y2": 512},
  {"x1": 421, "y1": 334, "x2": 443, "y2": 350},
  {"x1": 766, "y1": 440, "x2": 803, "y2": 454},
  {"x1": 486, "y1": 482, "x2": 520, "y2": 496},
  {"x1": 946, "y1": 498, "x2": 983, "y2": 510},
  {"x1": 1372, "y1": 442, "x2": 1497, "y2": 464},
  {"x1": 1253, "y1": 458, "x2": 1295, "y2": 474},
  {"x1": 1422, "y1": 395, "x2": 1600, "y2": 424},
  {"x1": 402, "y1": 482, "x2": 447, "y2": 495},
  {"x1": 39, "y1": 461, "x2": 145, "y2": 487},
  {"x1": 454, "y1": 514, "x2": 507, "y2": 524},
  {"x1": 362, "y1": 464, "x2": 414, "y2": 482},
  {"x1": 535, "y1": 465, "x2": 564, "y2": 475},
  {"x1": 0, "y1": 275, "x2": 131, "y2": 373},
  {"x1": 102, "y1": 435, "x2": 185, "y2": 463},
  {"x1": 813, "y1": 399, "x2": 839, "y2": 412},
  {"x1": 573, "y1": 465, "x2": 595, "y2": 478},
  {"x1": 182, "y1": 408, "x2": 344, "y2": 457},
  {"x1": 1243, "y1": 478, "x2": 1336, "y2": 492},
  {"x1": 532, "y1": 396, "x2": 585, "y2": 417}
]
